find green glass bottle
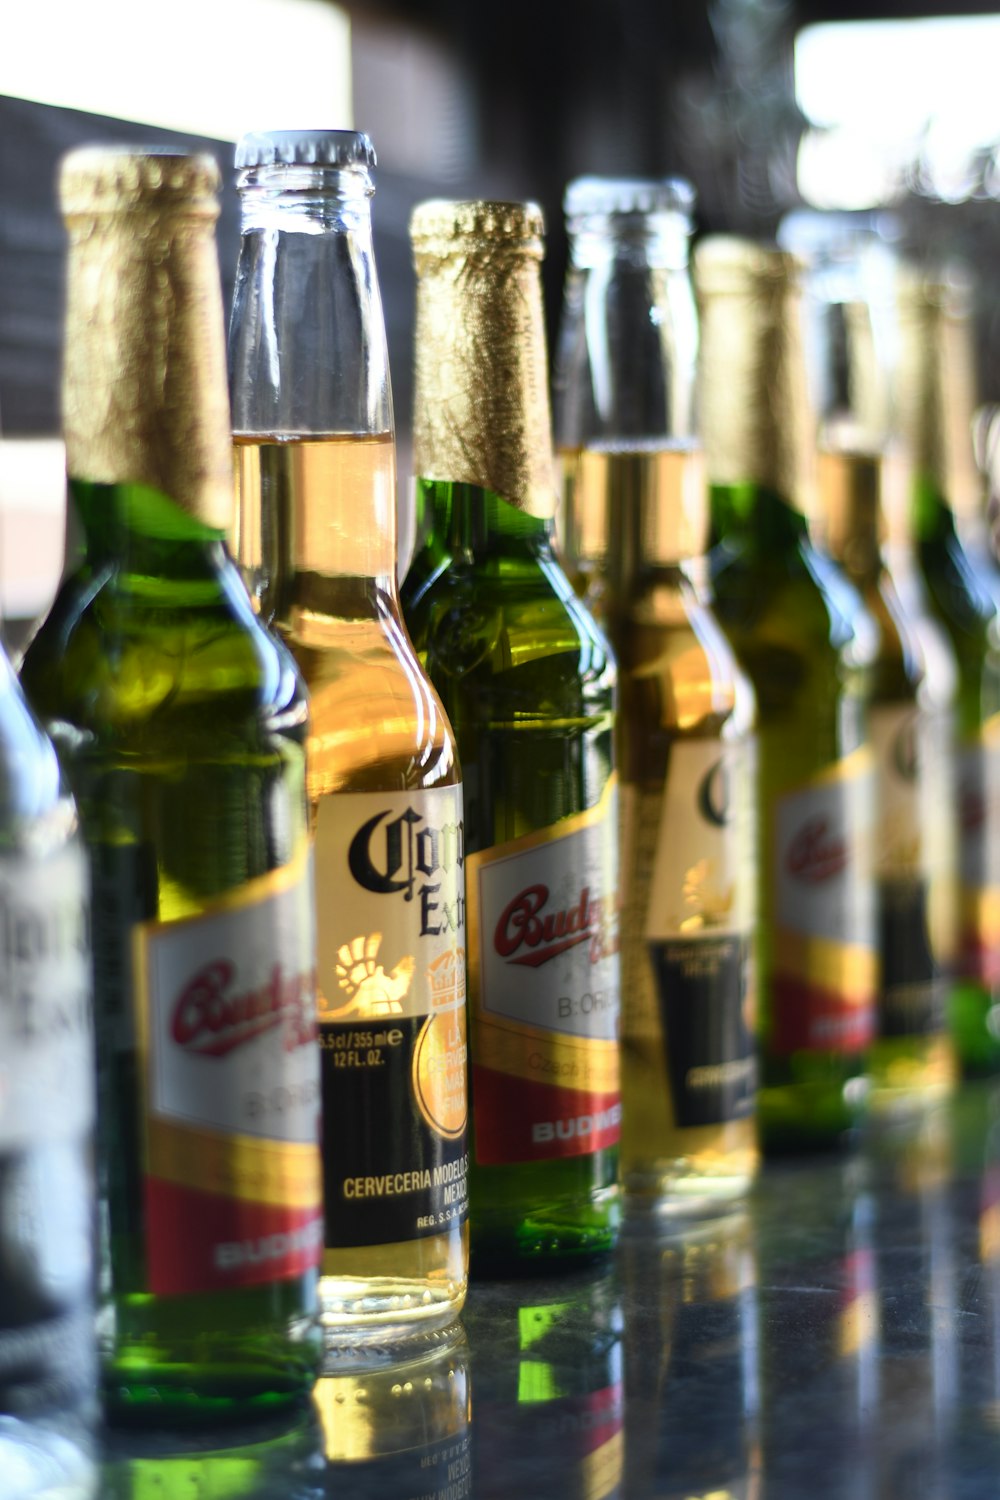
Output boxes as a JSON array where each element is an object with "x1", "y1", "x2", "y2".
[
  {"x1": 695, "y1": 237, "x2": 879, "y2": 1152},
  {"x1": 400, "y1": 201, "x2": 620, "y2": 1271},
  {"x1": 896, "y1": 269, "x2": 1000, "y2": 1075},
  {"x1": 20, "y1": 150, "x2": 322, "y2": 1423},
  {"x1": 782, "y1": 213, "x2": 960, "y2": 1115}
]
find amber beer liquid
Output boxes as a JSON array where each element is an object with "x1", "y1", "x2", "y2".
[
  {"x1": 20, "y1": 149, "x2": 322, "y2": 1421},
  {"x1": 228, "y1": 131, "x2": 468, "y2": 1347}
]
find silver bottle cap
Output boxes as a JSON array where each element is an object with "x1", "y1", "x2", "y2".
[{"x1": 235, "y1": 129, "x2": 376, "y2": 170}]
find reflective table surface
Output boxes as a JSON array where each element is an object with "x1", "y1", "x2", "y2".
[{"x1": 93, "y1": 1081, "x2": 1000, "y2": 1498}]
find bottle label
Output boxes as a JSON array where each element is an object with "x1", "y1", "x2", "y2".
[
  {"x1": 771, "y1": 748, "x2": 877, "y2": 1054},
  {"x1": 870, "y1": 702, "x2": 956, "y2": 1037},
  {"x1": 0, "y1": 841, "x2": 93, "y2": 1148},
  {"x1": 623, "y1": 739, "x2": 756, "y2": 1127},
  {"x1": 314, "y1": 787, "x2": 469, "y2": 1248},
  {"x1": 466, "y1": 775, "x2": 620, "y2": 1166},
  {"x1": 139, "y1": 850, "x2": 323, "y2": 1295},
  {"x1": 957, "y1": 712, "x2": 1000, "y2": 987}
]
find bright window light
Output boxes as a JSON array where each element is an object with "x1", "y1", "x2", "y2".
[
  {"x1": 3, "y1": 0, "x2": 352, "y2": 142},
  {"x1": 795, "y1": 15, "x2": 1000, "y2": 208}
]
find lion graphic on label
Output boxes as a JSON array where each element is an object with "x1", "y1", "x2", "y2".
[
  {"x1": 680, "y1": 859, "x2": 733, "y2": 931},
  {"x1": 323, "y1": 932, "x2": 416, "y2": 1018}
]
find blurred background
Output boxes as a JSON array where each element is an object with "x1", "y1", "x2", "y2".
[{"x1": 3, "y1": 0, "x2": 1000, "y2": 628}]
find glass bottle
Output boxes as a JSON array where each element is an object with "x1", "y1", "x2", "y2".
[
  {"x1": 20, "y1": 149, "x2": 322, "y2": 1422},
  {"x1": 313, "y1": 1329, "x2": 471, "y2": 1496},
  {"x1": 896, "y1": 267, "x2": 1000, "y2": 1076},
  {"x1": 782, "y1": 211, "x2": 959, "y2": 1114},
  {"x1": 695, "y1": 237, "x2": 879, "y2": 1152},
  {"x1": 0, "y1": 647, "x2": 95, "y2": 1497},
  {"x1": 554, "y1": 178, "x2": 758, "y2": 1214},
  {"x1": 400, "y1": 201, "x2": 620, "y2": 1271},
  {"x1": 228, "y1": 131, "x2": 469, "y2": 1351}
]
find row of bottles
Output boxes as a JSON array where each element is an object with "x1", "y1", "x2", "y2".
[
  {"x1": 555, "y1": 180, "x2": 1000, "y2": 1186},
  {"x1": 6, "y1": 121, "x2": 1000, "y2": 1473}
]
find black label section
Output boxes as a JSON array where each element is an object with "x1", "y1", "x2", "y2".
[
  {"x1": 648, "y1": 935, "x2": 755, "y2": 1127},
  {"x1": 878, "y1": 876, "x2": 946, "y2": 1039},
  {"x1": 321, "y1": 1016, "x2": 469, "y2": 1248}
]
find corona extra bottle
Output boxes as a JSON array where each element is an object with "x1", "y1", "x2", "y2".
[
  {"x1": 229, "y1": 131, "x2": 468, "y2": 1351},
  {"x1": 555, "y1": 178, "x2": 758, "y2": 1212}
]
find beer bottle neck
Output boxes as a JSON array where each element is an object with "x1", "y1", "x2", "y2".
[{"x1": 230, "y1": 164, "x2": 398, "y2": 602}]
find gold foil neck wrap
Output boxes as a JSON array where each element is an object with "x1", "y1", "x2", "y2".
[
  {"x1": 59, "y1": 148, "x2": 233, "y2": 531},
  {"x1": 409, "y1": 199, "x2": 557, "y2": 520},
  {"x1": 694, "y1": 236, "x2": 817, "y2": 521},
  {"x1": 895, "y1": 268, "x2": 981, "y2": 520}
]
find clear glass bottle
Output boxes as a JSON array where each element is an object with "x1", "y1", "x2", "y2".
[
  {"x1": 228, "y1": 131, "x2": 468, "y2": 1352},
  {"x1": 0, "y1": 648, "x2": 95, "y2": 1497},
  {"x1": 555, "y1": 178, "x2": 758, "y2": 1213},
  {"x1": 20, "y1": 149, "x2": 322, "y2": 1422},
  {"x1": 895, "y1": 267, "x2": 1000, "y2": 1076},
  {"x1": 781, "y1": 211, "x2": 959, "y2": 1114},
  {"x1": 401, "y1": 201, "x2": 620, "y2": 1271},
  {"x1": 313, "y1": 1328, "x2": 471, "y2": 1495},
  {"x1": 695, "y1": 237, "x2": 880, "y2": 1152}
]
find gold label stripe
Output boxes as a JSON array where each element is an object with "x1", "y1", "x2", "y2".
[
  {"x1": 472, "y1": 1014, "x2": 619, "y2": 1094},
  {"x1": 773, "y1": 928, "x2": 877, "y2": 999},
  {"x1": 465, "y1": 774, "x2": 617, "y2": 876},
  {"x1": 962, "y1": 885, "x2": 1000, "y2": 939},
  {"x1": 147, "y1": 1117, "x2": 321, "y2": 1210},
  {"x1": 582, "y1": 1430, "x2": 624, "y2": 1500}
]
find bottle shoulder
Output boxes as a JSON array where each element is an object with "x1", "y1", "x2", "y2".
[
  {"x1": 612, "y1": 577, "x2": 755, "y2": 739},
  {"x1": 20, "y1": 557, "x2": 308, "y2": 752},
  {"x1": 280, "y1": 611, "x2": 460, "y2": 795},
  {"x1": 709, "y1": 535, "x2": 878, "y2": 673},
  {"x1": 402, "y1": 541, "x2": 615, "y2": 700},
  {"x1": 0, "y1": 655, "x2": 79, "y2": 844}
]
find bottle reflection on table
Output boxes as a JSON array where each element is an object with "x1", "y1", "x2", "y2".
[
  {"x1": 99, "y1": 1411, "x2": 326, "y2": 1499},
  {"x1": 313, "y1": 1326, "x2": 471, "y2": 1498},
  {"x1": 463, "y1": 1268, "x2": 623, "y2": 1499},
  {"x1": 621, "y1": 1212, "x2": 760, "y2": 1499},
  {"x1": 754, "y1": 1162, "x2": 879, "y2": 1499},
  {"x1": 866, "y1": 1108, "x2": 956, "y2": 1499}
]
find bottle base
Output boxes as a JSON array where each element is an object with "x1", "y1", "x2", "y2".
[
  {"x1": 623, "y1": 1165, "x2": 755, "y2": 1223},
  {"x1": 318, "y1": 1277, "x2": 466, "y2": 1369},
  {"x1": 469, "y1": 1184, "x2": 621, "y2": 1277}
]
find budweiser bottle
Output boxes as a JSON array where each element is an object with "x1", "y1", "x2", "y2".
[
  {"x1": 783, "y1": 212, "x2": 959, "y2": 1113},
  {"x1": 896, "y1": 268, "x2": 1000, "y2": 1076},
  {"x1": 554, "y1": 178, "x2": 758, "y2": 1213},
  {"x1": 20, "y1": 149, "x2": 322, "y2": 1420},
  {"x1": 401, "y1": 201, "x2": 620, "y2": 1271},
  {"x1": 0, "y1": 646, "x2": 95, "y2": 1496},
  {"x1": 228, "y1": 131, "x2": 468, "y2": 1349},
  {"x1": 695, "y1": 237, "x2": 879, "y2": 1152}
]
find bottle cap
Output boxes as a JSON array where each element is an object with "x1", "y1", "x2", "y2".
[
  {"x1": 235, "y1": 129, "x2": 376, "y2": 169},
  {"x1": 563, "y1": 175, "x2": 695, "y2": 221},
  {"x1": 59, "y1": 148, "x2": 220, "y2": 218},
  {"x1": 409, "y1": 200, "x2": 544, "y2": 256}
]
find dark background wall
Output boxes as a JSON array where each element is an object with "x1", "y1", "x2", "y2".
[{"x1": 4, "y1": 0, "x2": 1000, "y2": 445}]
